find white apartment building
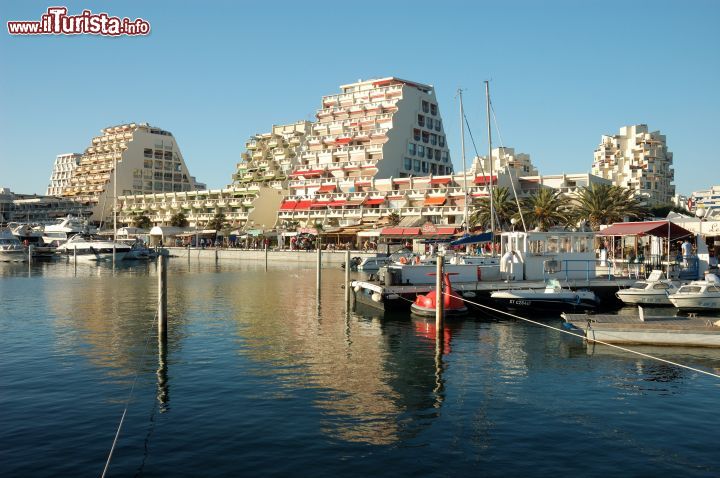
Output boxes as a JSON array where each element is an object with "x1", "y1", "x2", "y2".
[
  {"x1": 46, "y1": 153, "x2": 82, "y2": 196},
  {"x1": 517, "y1": 173, "x2": 611, "y2": 198},
  {"x1": 471, "y1": 147, "x2": 538, "y2": 178},
  {"x1": 62, "y1": 123, "x2": 196, "y2": 224},
  {"x1": 592, "y1": 124, "x2": 675, "y2": 205},
  {"x1": 690, "y1": 185, "x2": 720, "y2": 216}
]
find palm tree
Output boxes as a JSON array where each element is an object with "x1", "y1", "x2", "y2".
[
  {"x1": 469, "y1": 186, "x2": 517, "y2": 231},
  {"x1": 170, "y1": 212, "x2": 189, "y2": 228},
  {"x1": 386, "y1": 210, "x2": 401, "y2": 226},
  {"x1": 207, "y1": 213, "x2": 228, "y2": 232},
  {"x1": 520, "y1": 188, "x2": 571, "y2": 231},
  {"x1": 571, "y1": 184, "x2": 650, "y2": 230}
]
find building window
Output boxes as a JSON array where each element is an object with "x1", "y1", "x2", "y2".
[
  {"x1": 154, "y1": 150, "x2": 163, "y2": 159},
  {"x1": 422, "y1": 100, "x2": 429, "y2": 113},
  {"x1": 144, "y1": 148, "x2": 152, "y2": 158},
  {"x1": 430, "y1": 134, "x2": 437, "y2": 146},
  {"x1": 154, "y1": 160, "x2": 163, "y2": 169},
  {"x1": 422, "y1": 131, "x2": 429, "y2": 143},
  {"x1": 417, "y1": 145, "x2": 425, "y2": 156},
  {"x1": 414, "y1": 128, "x2": 421, "y2": 141},
  {"x1": 442, "y1": 151, "x2": 449, "y2": 162},
  {"x1": 413, "y1": 159, "x2": 421, "y2": 172},
  {"x1": 435, "y1": 120, "x2": 442, "y2": 132},
  {"x1": 438, "y1": 165, "x2": 444, "y2": 175},
  {"x1": 404, "y1": 157, "x2": 413, "y2": 170},
  {"x1": 430, "y1": 104, "x2": 437, "y2": 116},
  {"x1": 164, "y1": 151, "x2": 172, "y2": 160},
  {"x1": 422, "y1": 161, "x2": 429, "y2": 173},
  {"x1": 144, "y1": 159, "x2": 153, "y2": 169},
  {"x1": 418, "y1": 114, "x2": 425, "y2": 127},
  {"x1": 434, "y1": 149, "x2": 441, "y2": 160},
  {"x1": 408, "y1": 143, "x2": 416, "y2": 155},
  {"x1": 426, "y1": 118, "x2": 433, "y2": 130},
  {"x1": 427, "y1": 148, "x2": 434, "y2": 159},
  {"x1": 439, "y1": 135, "x2": 445, "y2": 147},
  {"x1": 431, "y1": 163, "x2": 437, "y2": 175}
]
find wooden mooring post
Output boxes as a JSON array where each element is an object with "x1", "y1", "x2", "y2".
[
  {"x1": 435, "y1": 255, "x2": 444, "y2": 330},
  {"x1": 158, "y1": 253, "x2": 168, "y2": 337},
  {"x1": 316, "y1": 238, "x2": 322, "y2": 293},
  {"x1": 344, "y1": 249, "x2": 350, "y2": 307},
  {"x1": 28, "y1": 244, "x2": 33, "y2": 264},
  {"x1": 265, "y1": 243, "x2": 269, "y2": 271}
]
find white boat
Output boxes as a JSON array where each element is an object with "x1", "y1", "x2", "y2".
[
  {"x1": 56, "y1": 235, "x2": 131, "y2": 262},
  {"x1": 615, "y1": 270, "x2": 680, "y2": 306},
  {"x1": 42, "y1": 216, "x2": 95, "y2": 246},
  {"x1": 357, "y1": 256, "x2": 393, "y2": 271},
  {"x1": 491, "y1": 279, "x2": 600, "y2": 312},
  {"x1": 0, "y1": 228, "x2": 27, "y2": 262},
  {"x1": 563, "y1": 308, "x2": 720, "y2": 347},
  {"x1": 122, "y1": 241, "x2": 156, "y2": 261},
  {"x1": 667, "y1": 274, "x2": 720, "y2": 311}
]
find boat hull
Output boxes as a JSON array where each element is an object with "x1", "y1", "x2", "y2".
[
  {"x1": 491, "y1": 292, "x2": 598, "y2": 313},
  {"x1": 616, "y1": 291, "x2": 673, "y2": 306},
  {"x1": 0, "y1": 250, "x2": 27, "y2": 262},
  {"x1": 410, "y1": 303, "x2": 468, "y2": 317},
  {"x1": 668, "y1": 296, "x2": 720, "y2": 311}
]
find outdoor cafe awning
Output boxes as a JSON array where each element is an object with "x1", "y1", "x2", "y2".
[
  {"x1": 449, "y1": 232, "x2": 493, "y2": 247},
  {"x1": 597, "y1": 220, "x2": 693, "y2": 241}
]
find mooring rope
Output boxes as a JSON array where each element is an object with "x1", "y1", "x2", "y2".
[
  {"x1": 392, "y1": 287, "x2": 720, "y2": 380},
  {"x1": 101, "y1": 310, "x2": 160, "y2": 478}
]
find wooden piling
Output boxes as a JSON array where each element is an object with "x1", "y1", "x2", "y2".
[
  {"x1": 265, "y1": 243, "x2": 269, "y2": 271},
  {"x1": 158, "y1": 254, "x2": 168, "y2": 337},
  {"x1": 28, "y1": 244, "x2": 33, "y2": 264},
  {"x1": 435, "y1": 255, "x2": 444, "y2": 329},
  {"x1": 344, "y1": 249, "x2": 350, "y2": 307},
  {"x1": 316, "y1": 238, "x2": 322, "y2": 293}
]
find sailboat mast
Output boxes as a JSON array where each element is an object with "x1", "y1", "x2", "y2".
[
  {"x1": 485, "y1": 80, "x2": 495, "y2": 255},
  {"x1": 458, "y1": 89, "x2": 469, "y2": 235}
]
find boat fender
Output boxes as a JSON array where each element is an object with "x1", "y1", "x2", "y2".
[
  {"x1": 399, "y1": 256, "x2": 408, "y2": 265},
  {"x1": 371, "y1": 292, "x2": 382, "y2": 302},
  {"x1": 386, "y1": 293, "x2": 400, "y2": 300},
  {"x1": 463, "y1": 291, "x2": 476, "y2": 299},
  {"x1": 477, "y1": 266, "x2": 482, "y2": 281},
  {"x1": 354, "y1": 285, "x2": 361, "y2": 293},
  {"x1": 413, "y1": 256, "x2": 421, "y2": 265}
]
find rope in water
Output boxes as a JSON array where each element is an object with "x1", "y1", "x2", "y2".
[
  {"x1": 392, "y1": 288, "x2": 720, "y2": 380},
  {"x1": 101, "y1": 310, "x2": 160, "y2": 478}
]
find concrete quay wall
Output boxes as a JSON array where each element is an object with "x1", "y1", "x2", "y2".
[{"x1": 167, "y1": 247, "x2": 377, "y2": 264}]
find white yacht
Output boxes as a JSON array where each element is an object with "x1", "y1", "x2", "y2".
[
  {"x1": 56, "y1": 235, "x2": 131, "y2": 262},
  {"x1": 357, "y1": 256, "x2": 393, "y2": 272},
  {"x1": 668, "y1": 273, "x2": 720, "y2": 311},
  {"x1": 0, "y1": 228, "x2": 27, "y2": 262},
  {"x1": 42, "y1": 216, "x2": 95, "y2": 246},
  {"x1": 616, "y1": 270, "x2": 680, "y2": 306}
]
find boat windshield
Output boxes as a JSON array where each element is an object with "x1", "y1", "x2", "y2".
[
  {"x1": 678, "y1": 286, "x2": 702, "y2": 294},
  {"x1": 630, "y1": 282, "x2": 649, "y2": 290}
]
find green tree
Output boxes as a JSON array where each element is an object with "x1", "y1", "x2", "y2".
[
  {"x1": 521, "y1": 188, "x2": 571, "y2": 231},
  {"x1": 469, "y1": 186, "x2": 518, "y2": 230},
  {"x1": 386, "y1": 210, "x2": 401, "y2": 226},
  {"x1": 207, "y1": 212, "x2": 228, "y2": 232},
  {"x1": 170, "y1": 212, "x2": 189, "y2": 228},
  {"x1": 571, "y1": 184, "x2": 650, "y2": 230},
  {"x1": 131, "y1": 213, "x2": 152, "y2": 230}
]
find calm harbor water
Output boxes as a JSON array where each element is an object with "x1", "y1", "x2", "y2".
[{"x1": 1, "y1": 259, "x2": 719, "y2": 477}]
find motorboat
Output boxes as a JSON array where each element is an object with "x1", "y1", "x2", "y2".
[
  {"x1": 56, "y1": 234, "x2": 131, "y2": 262},
  {"x1": 667, "y1": 273, "x2": 720, "y2": 311},
  {"x1": 42, "y1": 216, "x2": 95, "y2": 246},
  {"x1": 357, "y1": 256, "x2": 393, "y2": 271},
  {"x1": 0, "y1": 228, "x2": 27, "y2": 262},
  {"x1": 8, "y1": 223, "x2": 57, "y2": 258},
  {"x1": 411, "y1": 272, "x2": 468, "y2": 317},
  {"x1": 615, "y1": 270, "x2": 680, "y2": 306},
  {"x1": 490, "y1": 279, "x2": 600, "y2": 313},
  {"x1": 122, "y1": 241, "x2": 157, "y2": 261}
]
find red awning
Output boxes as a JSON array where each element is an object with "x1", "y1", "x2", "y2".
[
  {"x1": 354, "y1": 181, "x2": 371, "y2": 186},
  {"x1": 424, "y1": 196, "x2": 447, "y2": 206},
  {"x1": 597, "y1": 221, "x2": 692, "y2": 240},
  {"x1": 294, "y1": 200, "x2": 313, "y2": 211},
  {"x1": 335, "y1": 137, "x2": 352, "y2": 144},
  {"x1": 279, "y1": 200, "x2": 297, "y2": 211},
  {"x1": 437, "y1": 226, "x2": 458, "y2": 235},
  {"x1": 290, "y1": 170, "x2": 310, "y2": 177},
  {"x1": 364, "y1": 198, "x2": 385, "y2": 206},
  {"x1": 380, "y1": 227, "x2": 421, "y2": 237},
  {"x1": 474, "y1": 175, "x2": 497, "y2": 185},
  {"x1": 317, "y1": 184, "x2": 336, "y2": 193},
  {"x1": 430, "y1": 177, "x2": 451, "y2": 185},
  {"x1": 310, "y1": 201, "x2": 330, "y2": 208},
  {"x1": 328, "y1": 200, "x2": 347, "y2": 207}
]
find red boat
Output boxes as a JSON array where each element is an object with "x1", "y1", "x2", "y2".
[{"x1": 410, "y1": 272, "x2": 468, "y2": 317}]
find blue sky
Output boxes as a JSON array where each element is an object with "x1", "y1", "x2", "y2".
[{"x1": 1, "y1": 0, "x2": 718, "y2": 196}]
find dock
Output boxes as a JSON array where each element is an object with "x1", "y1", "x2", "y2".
[{"x1": 563, "y1": 311, "x2": 720, "y2": 347}]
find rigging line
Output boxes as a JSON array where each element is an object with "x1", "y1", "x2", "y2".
[
  {"x1": 436, "y1": 289, "x2": 720, "y2": 380},
  {"x1": 101, "y1": 310, "x2": 161, "y2": 478},
  {"x1": 489, "y1": 102, "x2": 527, "y2": 232},
  {"x1": 462, "y1": 114, "x2": 497, "y2": 231}
]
